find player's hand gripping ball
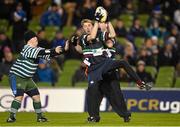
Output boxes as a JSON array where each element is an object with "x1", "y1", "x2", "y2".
[{"x1": 95, "y1": 6, "x2": 108, "y2": 22}]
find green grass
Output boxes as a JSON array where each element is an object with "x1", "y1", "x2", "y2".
[{"x1": 0, "y1": 112, "x2": 180, "y2": 126}]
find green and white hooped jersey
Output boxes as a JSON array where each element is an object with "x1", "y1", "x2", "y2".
[{"x1": 10, "y1": 45, "x2": 49, "y2": 78}]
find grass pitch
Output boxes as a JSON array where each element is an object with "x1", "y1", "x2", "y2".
[{"x1": 0, "y1": 112, "x2": 180, "y2": 126}]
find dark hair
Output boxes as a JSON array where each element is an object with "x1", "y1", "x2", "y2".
[{"x1": 24, "y1": 30, "x2": 37, "y2": 43}]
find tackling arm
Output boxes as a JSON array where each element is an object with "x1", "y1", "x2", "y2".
[{"x1": 37, "y1": 46, "x2": 62, "y2": 59}]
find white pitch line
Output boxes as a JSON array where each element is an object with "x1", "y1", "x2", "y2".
[{"x1": 1, "y1": 126, "x2": 180, "y2": 127}]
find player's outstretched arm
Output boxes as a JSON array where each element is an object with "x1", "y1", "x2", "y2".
[{"x1": 37, "y1": 46, "x2": 63, "y2": 59}]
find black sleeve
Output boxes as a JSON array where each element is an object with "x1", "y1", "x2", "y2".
[
  {"x1": 79, "y1": 34, "x2": 89, "y2": 47},
  {"x1": 37, "y1": 48, "x2": 61, "y2": 58}
]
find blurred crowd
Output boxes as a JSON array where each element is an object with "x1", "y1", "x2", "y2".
[{"x1": 0, "y1": 0, "x2": 180, "y2": 86}]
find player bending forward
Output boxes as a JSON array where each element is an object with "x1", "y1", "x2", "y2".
[{"x1": 7, "y1": 30, "x2": 62, "y2": 123}]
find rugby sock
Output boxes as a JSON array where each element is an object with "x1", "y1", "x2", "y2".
[
  {"x1": 10, "y1": 99, "x2": 21, "y2": 118},
  {"x1": 33, "y1": 101, "x2": 42, "y2": 118}
]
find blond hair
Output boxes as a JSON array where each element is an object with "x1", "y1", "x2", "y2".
[{"x1": 81, "y1": 19, "x2": 93, "y2": 26}]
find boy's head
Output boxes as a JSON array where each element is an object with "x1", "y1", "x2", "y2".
[
  {"x1": 24, "y1": 30, "x2": 38, "y2": 47},
  {"x1": 81, "y1": 19, "x2": 93, "y2": 34}
]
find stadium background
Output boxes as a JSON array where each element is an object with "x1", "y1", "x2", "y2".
[{"x1": 0, "y1": 0, "x2": 180, "y2": 126}]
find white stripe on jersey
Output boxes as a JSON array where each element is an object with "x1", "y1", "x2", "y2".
[
  {"x1": 102, "y1": 32, "x2": 106, "y2": 41},
  {"x1": 9, "y1": 70, "x2": 25, "y2": 78},
  {"x1": 16, "y1": 59, "x2": 38, "y2": 66},
  {"x1": 10, "y1": 67, "x2": 32, "y2": 77},
  {"x1": 21, "y1": 45, "x2": 42, "y2": 59},
  {"x1": 13, "y1": 64, "x2": 35, "y2": 74},
  {"x1": 15, "y1": 62, "x2": 37, "y2": 70}
]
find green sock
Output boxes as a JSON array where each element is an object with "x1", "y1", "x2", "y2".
[
  {"x1": 33, "y1": 101, "x2": 42, "y2": 118},
  {"x1": 10, "y1": 99, "x2": 21, "y2": 118}
]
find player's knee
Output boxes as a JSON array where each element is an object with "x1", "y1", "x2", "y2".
[
  {"x1": 32, "y1": 95, "x2": 41, "y2": 102},
  {"x1": 15, "y1": 96, "x2": 24, "y2": 102}
]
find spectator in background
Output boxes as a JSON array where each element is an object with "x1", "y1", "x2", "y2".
[
  {"x1": 147, "y1": 5, "x2": 168, "y2": 28},
  {"x1": 144, "y1": 37, "x2": 159, "y2": 66},
  {"x1": 149, "y1": 36, "x2": 159, "y2": 55},
  {"x1": 170, "y1": 25, "x2": 180, "y2": 56},
  {"x1": 0, "y1": 0, "x2": 15, "y2": 20},
  {"x1": 174, "y1": 9, "x2": 180, "y2": 29},
  {"x1": 37, "y1": 29, "x2": 52, "y2": 49},
  {"x1": 147, "y1": 19, "x2": 161, "y2": 38},
  {"x1": 129, "y1": 17, "x2": 146, "y2": 38},
  {"x1": 115, "y1": 18, "x2": 127, "y2": 37},
  {"x1": 36, "y1": 59, "x2": 56, "y2": 86},
  {"x1": 11, "y1": 2, "x2": 27, "y2": 52},
  {"x1": 40, "y1": 3, "x2": 63, "y2": 28},
  {"x1": 31, "y1": 0, "x2": 50, "y2": 17},
  {"x1": 51, "y1": 31, "x2": 69, "y2": 69},
  {"x1": 74, "y1": 0, "x2": 96, "y2": 27},
  {"x1": 158, "y1": 41, "x2": 178, "y2": 67},
  {"x1": 18, "y1": 0, "x2": 33, "y2": 22},
  {"x1": 0, "y1": 47, "x2": 14, "y2": 80},
  {"x1": 168, "y1": 25, "x2": 180, "y2": 73},
  {"x1": 138, "y1": 0, "x2": 155, "y2": 14},
  {"x1": 138, "y1": 47, "x2": 155, "y2": 66},
  {"x1": 124, "y1": 0, "x2": 137, "y2": 14},
  {"x1": 52, "y1": 31, "x2": 66, "y2": 48},
  {"x1": 161, "y1": 0, "x2": 180, "y2": 20},
  {"x1": 102, "y1": 0, "x2": 121, "y2": 20},
  {"x1": 0, "y1": 31, "x2": 12, "y2": 62},
  {"x1": 165, "y1": 36, "x2": 177, "y2": 50},
  {"x1": 63, "y1": 0, "x2": 77, "y2": 26},
  {"x1": 123, "y1": 42, "x2": 137, "y2": 66},
  {"x1": 136, "y1": 60, "x2": 153, "y2": 83}
]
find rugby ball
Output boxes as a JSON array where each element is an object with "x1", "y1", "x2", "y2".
[{"x1": 95, "y1": 6, "x2": 108, "y2": 22}]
